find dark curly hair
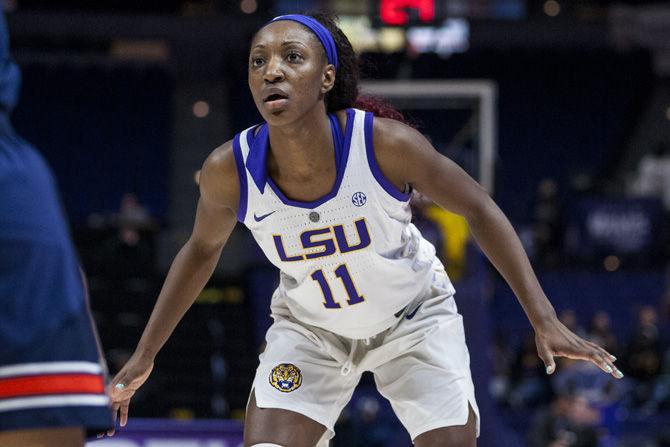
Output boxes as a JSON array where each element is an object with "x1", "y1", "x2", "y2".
[
  {"x1": 310, "y1": 13, "x2": 407, "y2": 123},
  {"x1": 255, "y1": 13, "x2": 407, "y2": 123},
  {"x1": 306, "y1": 13, "x2": 359, "y2": 113}
]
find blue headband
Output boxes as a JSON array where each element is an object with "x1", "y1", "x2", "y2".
[{"x1": 269, "y1": 14, "x2": 339, "y2": 70}]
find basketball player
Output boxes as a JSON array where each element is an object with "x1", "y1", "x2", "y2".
[
  {"x1": 0, "y1": 5, "x2": 112, "y2": 446},
  {"x1": 109, "y1": 13, "x2": 622, "y2": 446}
]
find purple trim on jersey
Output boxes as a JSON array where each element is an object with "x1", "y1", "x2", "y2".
[
  {"x1": 231, "y1": 133, "x2": 248, "y2": 222},
  {"x1": 329, "y1": 109, "x2": 345, "y2": 157},
  {"x1": 363, "y1": 111, "x2": 411, "y2": 202},
  {"x1": 246, "y1": 124, "x2": 268, "y2": 193},
  {"x1": 267, "y1": 109, "x2": 354, "y2": 209},
  {"x1": 245, "y1": 109, "x2": 355, "y2": 209}
]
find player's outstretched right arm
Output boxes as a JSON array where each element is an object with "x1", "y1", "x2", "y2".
[{"x1": 106, "y1": 140, "x2": 240, "y2": 435}]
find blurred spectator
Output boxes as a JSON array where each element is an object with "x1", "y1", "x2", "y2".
[
  {"x1": 551, "y1": 358, "x2": 621, "y2": 409},
  {"x1": 551, "y1": 316, "x2": 626, "y2": 440},
  {"x1": 528, "y1": 392, "x2": 601, "y2": 447},
  {"x1": 643, "y1": 347, "x2": 670, "y2": 414},
  {"x1": 624, "y1": 306, "x2": 662, "y2": 407},
  {"x1": 660, "y1": 285, "x2": 670, "y2": 337},
  {"x1": 351, "y1": 397, "x2": 393, "y2": 447},
  {"x1": 560, "y1": 309, "x2": 587, "y2": 338},
  {"x1": 508, "y1": 334, "x2": 550, "y2": 408},
  {"x1": 550, "y1": 340, "x2": 622, "y2": 442},
  {"x1": 87, "y1": 192, "x2": 156, "y2": 230},
  {"x1": 588, "y1": 311, "x2": 619, "y2": 355},
  {"x1": 116, "y1": 192, "x2": 154, "y2": 229},
  {"x1": 490, "y1": 331, "x2": 514, "y2": 405},
  {"x1": 410, "y1": 191, "x2": 470, "y2": 280},
  {"x1": 410, "y1": 192, "x2": 446, "y2": 262},
  {"x1": 532, "y1": 178, "x2": 565, "y2": 269},
  {"x1": 630, "y1": 142, "x2": 670, "y2": 211},
  {"x1": 95, "y1": 193, "x2": 157, "y2": 280}
]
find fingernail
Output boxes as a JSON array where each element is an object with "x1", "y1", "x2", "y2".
[
  {"x1": 604, "y1": 365, "x2": 613, "y2": 373},
  {"x1": 615, "y1": 369, "x2": 624, "y2": 379},
  {"x1": 115, "y1": 383, "x2": 125, "y2": 390},
  {"x1": 546, "y1": 365, "x2": 554, "y2": 374},
  {"x1": 610, "y1": 355, "x2": 617, "y2": 362}
]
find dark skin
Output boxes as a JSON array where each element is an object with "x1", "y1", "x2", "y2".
[
  {"x1": 0, "y1": 427, "x2": 85, "y2": 447},
  {"x1": 106, "y1": 20, "x2": 622, "y2": 446}
]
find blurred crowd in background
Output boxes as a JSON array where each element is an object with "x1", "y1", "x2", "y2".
[
  {"x1": 5, "y1": 0, "x2": 670, "y2": 445},
  {"x1": 411, "y1": 183, "x2": 670, "y2": 446}
]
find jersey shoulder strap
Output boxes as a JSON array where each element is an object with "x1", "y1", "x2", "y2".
[{"x1": 231, "y1": 124, "x2": 259, "y2": 222}]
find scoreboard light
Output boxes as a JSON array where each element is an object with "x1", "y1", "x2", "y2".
[
  {"x1": 375, "y1": 0, "x2": 526, "y2": 25},
  {"x1": 379, "y1": 0, "x2": 436, "y2": 26}
]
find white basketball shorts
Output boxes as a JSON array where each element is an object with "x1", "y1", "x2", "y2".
[{"x1": 251, "y1": 267, "x2": 480, "y2": 442}]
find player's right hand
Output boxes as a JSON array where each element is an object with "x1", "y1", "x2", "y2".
[{"x1": 104, "y1": 353, "x2": 154, "y2": 437}]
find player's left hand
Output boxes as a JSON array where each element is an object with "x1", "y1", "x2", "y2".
[{"x1": 534, "y1": 317, "x2": 623, "y2": 379}]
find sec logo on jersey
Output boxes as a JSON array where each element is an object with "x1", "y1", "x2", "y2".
[
  {"x1": 352, "y1": 192, "x2": 366, "y2": 207},
  {"x1": 269, "y1": 363, "x2": 303, "y2": 392}
]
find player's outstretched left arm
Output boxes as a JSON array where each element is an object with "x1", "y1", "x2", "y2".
[{"x1": 372, "y1": 117, "x2": 623, "y2": 379}]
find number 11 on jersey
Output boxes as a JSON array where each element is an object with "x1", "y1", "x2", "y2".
[{"x1": 311, "y1": 264, "x2": 365, "y2": 309}]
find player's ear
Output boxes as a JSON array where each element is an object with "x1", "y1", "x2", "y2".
[{"x1": 321, "y1": 65, "x2": 335, "y2": 95}]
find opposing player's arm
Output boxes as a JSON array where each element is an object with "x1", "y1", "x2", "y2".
[{"x1": 372, "y1": 118, "x2": 622, "y2": 378}]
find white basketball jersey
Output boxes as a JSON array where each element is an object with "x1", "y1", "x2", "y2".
[{"x1": 232, "y1": 108, "x2": 455, "y2": 339}]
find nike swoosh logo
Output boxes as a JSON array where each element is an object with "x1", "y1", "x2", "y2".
[
  {"x1": 405, "y1": 303, "x2": 422, "y2": 320},
  {"x1": 253, "y1": 211, "x2": 276, "y2": 222}
]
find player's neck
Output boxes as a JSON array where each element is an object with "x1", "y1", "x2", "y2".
[{"x1": 267, "y1": 107, "x2": 335, "y2": 180}]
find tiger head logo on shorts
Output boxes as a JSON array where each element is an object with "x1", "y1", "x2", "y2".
[{"x1": 269, "y1": 363, "x2": 302, "y2": 393}]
